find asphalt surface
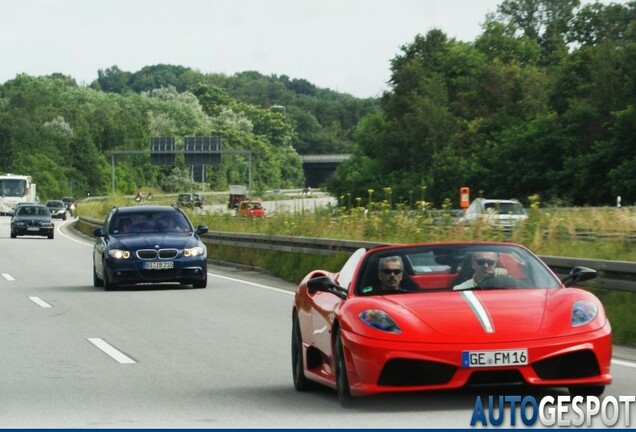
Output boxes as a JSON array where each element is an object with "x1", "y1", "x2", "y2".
[{"x1": 0, "y1": 216, "x2": 633, "y2": 428}]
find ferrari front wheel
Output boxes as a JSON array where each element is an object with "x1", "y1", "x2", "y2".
[
  {"x1": 292, "y1": 314, "x2": 313, "y2": 391},
  {"x1": 334, "y1": 327, "x2": 353, "y2": 407}
]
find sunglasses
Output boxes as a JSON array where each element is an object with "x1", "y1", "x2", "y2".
[
  {"x1": 380, "y1": 268, "x2": 403, "y2": 275},
  {"x1": 475, "y1": 258, "x2": 496, "y2": 267}
]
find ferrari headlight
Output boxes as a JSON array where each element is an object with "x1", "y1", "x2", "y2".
[
  {"x1": 359, "y1": 309, "x2": 401, "y2": 333},
  {"x1": 108, "y1": 249, "x2": 131, "y2": 259},
  {"x1": 183, "y1": 246, "x2": 205, "y2": 257},
  {"x1": 572, "y1": 300, "x2": 598, "y2": 327}
]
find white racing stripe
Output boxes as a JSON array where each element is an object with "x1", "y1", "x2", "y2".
[
  {"x1": 2, "y1": 273, "x2": 15, "y2": 281},
  {"x1": 460, "y1": 290, "x2": 495, "y2": 333},
  {"x1": 88, "y1": 338, "x2": 136, "y2": 364},
  {"x1": 28, "y1": 296, "x2": 52, "y2": 308}
]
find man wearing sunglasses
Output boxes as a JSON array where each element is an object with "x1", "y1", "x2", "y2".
[
  {"x1": 378, "y1": 256, "x2": 405, "y2": 291},
  {"x1": 453, "y1": 251, "x2": 507, "y2": 290}
]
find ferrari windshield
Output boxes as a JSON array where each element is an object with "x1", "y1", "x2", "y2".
[{"x1": 355, "y1": 243, "x2": 560, "y2": 295}]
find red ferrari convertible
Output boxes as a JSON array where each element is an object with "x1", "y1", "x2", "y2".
[{"x1": 291, "y1": 242, "x2": 612, "y2": 406}]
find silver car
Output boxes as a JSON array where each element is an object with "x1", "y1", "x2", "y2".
[
  {"x1": 46, "y1": 200, "x2": 67, "y2": 220},
  {"x1": 458, "y1": 198, "x2": 528, "y2": 230}
]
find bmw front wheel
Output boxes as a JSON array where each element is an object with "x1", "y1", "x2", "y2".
[{"x1": 103, "y1": 262, "x2": 117, "y2": 291}]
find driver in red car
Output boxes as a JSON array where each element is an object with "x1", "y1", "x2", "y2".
[{"x1": 454, "y1": 251, "x2": 507, "y2": 290}]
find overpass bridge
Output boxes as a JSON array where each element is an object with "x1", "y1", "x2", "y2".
[{"x1": 301, "y1": 154, "x2": 350, "y2": 188}]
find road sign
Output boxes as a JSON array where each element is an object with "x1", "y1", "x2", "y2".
[
  {"x1": 150, "y1": 137, "x2": 176, "y2": 166},
  {"x1": 184, "y1": 136, "x2": 221, "y2": 166}
]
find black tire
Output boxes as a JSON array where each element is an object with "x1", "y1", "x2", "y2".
[
  {"x1": 62, "y1": 214, "x2": 67, "y2": 221},
  {"x1": 334, "y1": 327, "x2": 353, "y2": 407},
  {"x1": 568, "y1": 385, "x2": 605, "y2": 397},
  {"x1": 48, "y1": 231, "x2": 54, "y2": 239},
  {"x1": 292, "y1": 314, "x2": 314, "y2": 392},
  {"x1": 10, "y1": 230, "x2": 16, "y2": 239},
  {"x1": 103, "y1": 263, "x2": 117, "y2": 291},
  {"x1": 93, "y1": 264, "x2": 104, "y2": 287},
  {"x1": 192, "y1": 274, "x2": 207, "y2": 289}
]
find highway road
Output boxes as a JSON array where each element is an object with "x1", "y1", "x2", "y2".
[{"x1": 0, "y1": 217, "x2": 634, "y2": 428}]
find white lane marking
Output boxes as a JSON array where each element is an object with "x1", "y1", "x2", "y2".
[
  {"x1": 2, "y1": 273, "x2": 15, "y2": 281},
  {"x1": 58, "y1": 220, "x2": 94, "y2": 246},
  {"x1": 28, "y1": 296, "x2": 52, "y2": 308},
  {"x1": 209, "y1": 273, "x2": 294, "y2": 296},
  {"x1": 612, "y1": 359, "x2": 636, "y2": 369},
  {"x1": 88, "y1": 338, "x2": 136, "y2": 364},
  {"x1": 461, "y1": 290, "x2": 495, "y2": 333}
]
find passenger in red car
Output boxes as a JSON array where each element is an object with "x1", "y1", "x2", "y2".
[{"x1": 378, "y1": 256, "x2": 404, "y2": 290}]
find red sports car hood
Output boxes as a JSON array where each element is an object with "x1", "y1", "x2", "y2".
[{"x1": 386, "y1": 289, "x2": 554, "y2": 343}]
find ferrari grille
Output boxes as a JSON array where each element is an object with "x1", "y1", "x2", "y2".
[
  {"x1": 136, "y1": 249, "x2": 179, "y2": 259},
  {"x1": 532, "y1": 350, "x2": 601, "y2": 380},
  {"x1": 378, "y1": 359, "x2": 456, "y2": 387}
]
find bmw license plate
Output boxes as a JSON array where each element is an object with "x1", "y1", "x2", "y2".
[
  {"x1": 27, "y1": 227, "x2": 39, "y2": 231},
  {"x1": 144, "y1": 261, "x2": 174, "y2": 270},
  {"x1": 462, "y1": 349, "x2": 528, "y2": 368}
]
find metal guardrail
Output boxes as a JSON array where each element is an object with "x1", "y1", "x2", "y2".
[{"x1": 78, "y1": 217, "x2": 636, "y2": 293}]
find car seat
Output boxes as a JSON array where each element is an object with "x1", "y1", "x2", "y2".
[{"x1": 451, "y1": 253, "x2": 475, "y2": 287}]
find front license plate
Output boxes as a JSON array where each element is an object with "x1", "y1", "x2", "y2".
[
  {"x1": 27, "y1": 227, "x2": 39, "y2": 231},
  {"x1": 462, "y1": 349, "x2": 528, "y2": 368},
  {"x1": 144, "y1": 261, "x2": 174, "y2": 270}
]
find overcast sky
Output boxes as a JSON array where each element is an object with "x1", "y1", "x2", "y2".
[{"x1": 0, "y1": 0, "x2": 624, "y2": 98}]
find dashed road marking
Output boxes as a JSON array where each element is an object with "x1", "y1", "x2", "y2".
[
  {"x1": 28, "y1": 296, "x2": 52, "y2": 308},
  {"x1": 88, "y1": 338, "x2": 136, "y2": 364}
]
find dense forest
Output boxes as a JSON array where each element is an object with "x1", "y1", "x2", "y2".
[
  {"x1": 329, "y1": 0, "x2": 636, "y2": 207},
  {"x1": 0, "y1": 65, "x2": 378, "y2": 199},
  {"x1": 1, "y1": 0, "x2": 635, "y2": 207}
]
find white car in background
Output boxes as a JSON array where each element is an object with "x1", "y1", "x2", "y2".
[{"x1": 459, "y1": 198, "x2": 528, "y2": 230}]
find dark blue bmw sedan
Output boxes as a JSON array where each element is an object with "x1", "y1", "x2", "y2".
[{"x1": 92, "y1": 205, "x2": 208, "y2": 290}]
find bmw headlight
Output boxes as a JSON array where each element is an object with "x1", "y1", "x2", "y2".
[
  {"x1": 108, "y1": 249, "x2": 131, "y2": 259},
  {"x1": 359, "y1": 309, "x2": 401, "y2": 333},
  {"x1": 572, "y1": 300, "x2": 598, "y2": 327},
  {"x1": 184, "y1": 246, "x2": 205, "y2": 257}
]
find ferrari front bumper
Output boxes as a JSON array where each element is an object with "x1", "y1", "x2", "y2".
[{"x1": 341, "y1": 322, "x2": 612, "y2": 396}]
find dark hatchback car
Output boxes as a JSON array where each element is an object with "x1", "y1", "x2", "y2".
[
  {"x1": 177, "y1": 193, "x2": 204, "y2": 208},
  {"x1": 46, "y1": 200, "x2": 67, "y2": 220},
  {"x1": 92, "y1": 205, "x2": 209, "y2": 291},
  {"x1": 10, "y1": 204, "x2": 55, "y2": 239}
]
